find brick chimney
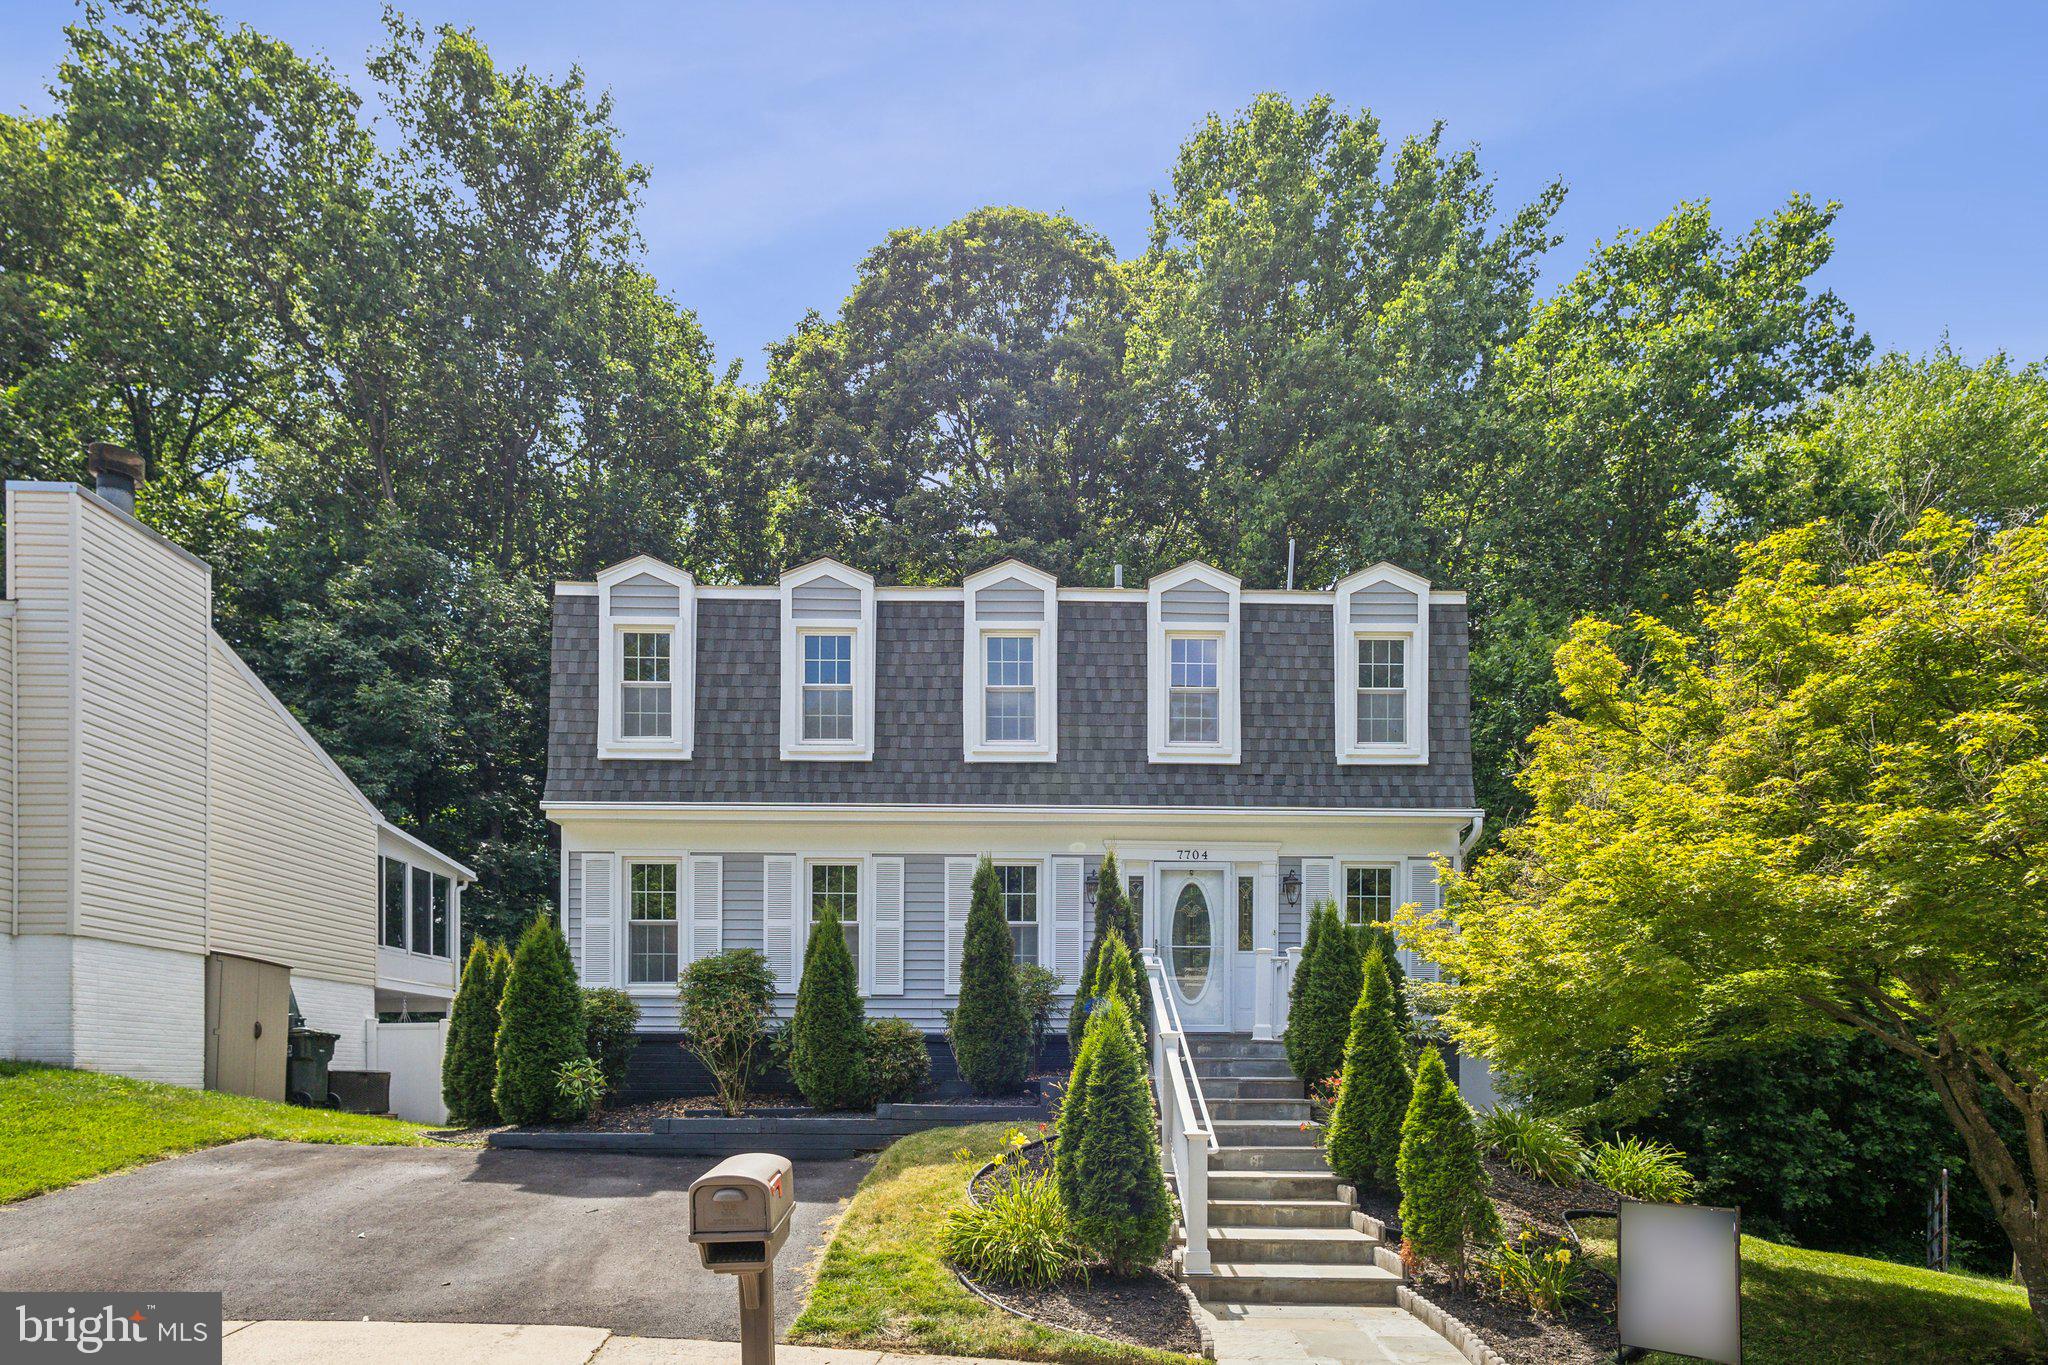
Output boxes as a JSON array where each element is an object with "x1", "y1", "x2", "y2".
[{"x1": 86, "y1": 442, "x2": 145, "y2": 515}]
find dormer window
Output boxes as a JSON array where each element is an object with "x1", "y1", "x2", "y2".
[
  {"x1": 1147, "y1": 563, "x2": 1240, "y2": 763},
  {"x1": 781, "y1": 559, "x2": 875, "y2": 760},
  {"x1": 962, "y1": 561, "x2": 1058, "y2": 762},
  {"x1": 596, "y1": 557, "x2": 695, "y2": 760},
  {"x1": 1334, "y1": 564, "x2": 1430, "y2": 763}
]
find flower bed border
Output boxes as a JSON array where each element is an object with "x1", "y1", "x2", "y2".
[{"x1": 488, "y1": 1091, "x2": 1056, "y2": 1158}]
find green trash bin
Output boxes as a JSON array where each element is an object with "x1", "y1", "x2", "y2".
[{"x1": 287, "y1": 1027, "x2": 339, "y2": 1107}]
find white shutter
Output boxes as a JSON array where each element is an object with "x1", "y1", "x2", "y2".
[
  {"x1": 944, "y1": 857, "x2": 976, "y2": 994},
  {"x1": 763, "y1": 855, "x2": 801, "y2": 992},
  {"x1": 1049, "y1": 857, "x2": 1085, "y2": 986},
  {"x1": 1301, "y1": 857, "x2": 1337, "y2": 916},
  {"x1": 690, "y1": 855, "x2": 723, "y2": 962},
  {"x1": 870, "y1": 857, "x2": 905, "y2": 996},
  {"x1": 579, "y1": 853, "x2": 617, "y2": 988},
  {"x1": 1404, "y1": 856, "x2": 1443, "y2": 982}
]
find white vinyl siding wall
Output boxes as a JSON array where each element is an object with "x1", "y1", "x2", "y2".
[
  {"x1": 206, "y1": 635, "x2": 379, "y2": 986},
  {"x1": 0, "y1": 606, "x2": 15, "y2": 934},
  {"x1": 74, "y1": 495, "x2": 211, "y2": 952}
]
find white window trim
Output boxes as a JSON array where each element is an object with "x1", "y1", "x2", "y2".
[
  {"x1": 1340, "y1": 861, "x2": 1401, "y2": 928},
  {"x1": 780, "y1": 559, "x2": 876, "y2": 761},
  {"x1": 381, "y1": 854, "x2": 460, "y2": 962},
  {"x1": 596, "y1": 556, "x2": 695, "y2": 761},
  {"x1": 993, "y1": 858, "x2": 1045, "y2": 966},
  {"x1": 806, "y1": 855, "x2": 868, "y2": 995},
  {"x1": 1147, "y1": 562, "x2": 1241, "y2": 764},
  {"x1": 1334, "y1": 564, "x2": 1430, "y2": 764},
  {"x1": 962, "y1": 561, "x2": 1058, "y2": 763},
  {"x1": 623, "y1": 856, "x2": 683, "y2": 987}
]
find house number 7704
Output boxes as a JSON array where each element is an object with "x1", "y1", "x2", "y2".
[{"x1": 1175, "y1": 849, "x2": 1210, "y2": 861}]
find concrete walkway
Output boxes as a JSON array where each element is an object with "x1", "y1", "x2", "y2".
[
  {"x1": 221, "y1": 1320, "x2": 1011, "y2": 1364},
  {"x1": 1196, "y1": 1303, "x2": 1473, "y2": 1364}
]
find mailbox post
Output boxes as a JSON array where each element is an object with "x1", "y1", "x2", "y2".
[{"x1": 689, "y1": 1153, "x2": 796, "y2": 1365}]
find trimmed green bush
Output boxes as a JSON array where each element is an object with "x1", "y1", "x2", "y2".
[
  {"x1": 789, "y1": 904, "x2": 870, "y2": 1110},
  {"x1": 680, "y1": 947, "x2": 775, "y2": 1116},
  {"x1": 1397, "y1": 1046, "x2": 1496, "y2": 1277},
  {"x1": 1090, "y1": 934, "x2": 1146, "y2": 1050},
  {"x1": 580, "y1": 987, "x2": 640, "y2": 1094},
  {"x1": 1359, "y1": 924, "x2": 1413, "y2": 1036},
  {"x1": 1284, "y1": 902, "x2": 1328, "y2": 1079},
  {"x1": 866, "y1": 1017, "x2": 932, "y2": 1104},
  {"x1": 1069, "y1": 853, "x2": 1137, "y2": 1043},
  {"x1": 494, "y1": 914, "x2": 588, "y2": 1124},
  {"x1": 441, "y1": 937, "x2": 503, "y2": 1126},
  {"x1": 1324, "y1": 945, "x2": 1413, "y2": 1192},
  {"x1": 489, "y1": 940, "x2": 512, "y2": 1008},
  {"x1": 1016, "y1": 963, "x2": 1061, "y2": 1068},
  {"x1": 1063, "y1": 998, "x2": 1174, "y2": 1274},
  {"x1": 1053, "y1": 1002, "x2": 1108, "y2": 1217},
  {"x1": 952, "y1": 855, "x2": 1030, "y2": 1096},
  {"x1": 1287, "y1": 902, "x2": 1360, "y2": 1085}
]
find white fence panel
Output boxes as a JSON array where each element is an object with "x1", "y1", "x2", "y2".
[{"x1": 367, "y1": 1019, "x2": 449, "y2": 1125}]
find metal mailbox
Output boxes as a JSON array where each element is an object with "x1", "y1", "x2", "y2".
[{"x1": 689, "y1": 1153, "x2": 795, "y2": 1273}]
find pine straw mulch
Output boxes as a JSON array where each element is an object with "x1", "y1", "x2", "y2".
[
  {"x1": 1357, "y1": 1154, "x2": 1624, "y2": 1365},
  {"x1": 956, "y1": 1141, "x2": 1205, "y2": 1357}
]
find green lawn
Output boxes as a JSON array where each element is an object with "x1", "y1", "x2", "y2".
[
  {"x1": 0, "y1": 1061, "x2": 435, "y2": 1203},
  {"x1": 1574, "y1": 1217, "x2": 2044, "y2": 1364},
  {"x1": 788, "y1": 1122, "x2": 1199, "y2": 1364}
]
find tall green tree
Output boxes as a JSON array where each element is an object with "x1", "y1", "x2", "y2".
[
  {"x1": 1071, "y1": 853, "x2": 1138, "y2": 1043},
  {"x1": 1324, "y1": 946, "x2": 1412, "y2": 1192},
  {"x1": 494, "y1": 914, "x2": 585, "y2": 1124},
  {"x1": 1407, "y1": 514, "x2": 2048, "y2": 1333},
  {"x1": 442, "y1": 937, "x2": 504, "y2": 1126},
  {"x1": 952, "y1": 855, "x2": 1030, "y2": 1095},
  {"x1": 788, "y1": 905, "x2": 870, "y2": 1110}
]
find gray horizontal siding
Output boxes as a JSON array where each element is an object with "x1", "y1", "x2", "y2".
[
  {"x1": 611, "y1": 574, "x2": 681, "y2": 615},
  {"x1": 1350, "y1": 584, "x2": 1418, "y2": 624},
  {"x1": 1159, "y1": 582, "x2": 1230, "y2": 622},
  {"x1": 974, "y1": 578, "x2": 1046, "y2": 620},
  {"x1": 791, "y1": 576, "x2": 862, "y2": 619},
  {"x1": 547, "y1": 598, "x2": 1474, "y2": 808}
]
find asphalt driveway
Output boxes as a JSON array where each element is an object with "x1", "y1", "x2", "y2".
[{"x1": 0, "y1": 1140, "x2": 869, "y2": 1340}]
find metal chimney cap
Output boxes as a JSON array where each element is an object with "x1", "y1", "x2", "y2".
[{"x1": 87, "y1": 442, "x2": 145, "y2": 482}]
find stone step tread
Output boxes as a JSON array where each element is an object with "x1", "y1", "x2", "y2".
[
  {"x1": 1210, "y1": 1225, "x2": 1378, "y2": 1244},
  {"x1": 1194, "y1": 1262, "x2": 1401, "y2": 1282},
  {"x1": 1213, "y1": 1118, "x2": 1321, "y2": 1130},
  {"x1": 1208, "y1": 1199, "x2": 1352, "y2": 1212}
]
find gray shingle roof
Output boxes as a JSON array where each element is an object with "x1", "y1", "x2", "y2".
[{"x1": 545, "y1": 597, "x2": 1475, "y2": 809}]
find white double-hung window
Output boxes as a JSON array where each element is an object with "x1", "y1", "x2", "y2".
[
  {"x1": 962, "y1": 561, "x2": 1058, "y2": 761},
  {"x1": 997, "y1": 863, "x2": 1040, "y2": 964},
  {"x1": 1333, "y1": 565, "x2": 1429, "y2": 763},
  {"x1": 781, "y1": 560, "x2": 875, "y2": 760},
  {"x1": 811, "y1": 861, "x2": 861, "y2": 975},
  {"x1": 595, "y1": 556, "x2": 695, "y2": 760},
  {"x1": 627, "y1": 860, "x2": 680, "y2": 984},
  {"x1": 1146, "y1": 562, "x2": 1240, "y2": 763}
]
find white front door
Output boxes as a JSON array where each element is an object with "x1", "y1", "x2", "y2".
[{"x1": 1159, "y1": 867, "x2": 1230, "y2": 1031}]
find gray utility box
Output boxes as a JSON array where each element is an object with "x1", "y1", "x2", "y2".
[{"x1": 689, "y1": 1153, "x2": 795, "y2": 1273}]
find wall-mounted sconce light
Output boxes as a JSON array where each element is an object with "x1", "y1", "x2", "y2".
[{"x1": 1281, "y1": 869, "x2": 1302, "y2": 906}]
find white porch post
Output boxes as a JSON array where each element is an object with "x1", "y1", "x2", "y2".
[
  {"x1": 1179, "y1": 1126, "x2": 1211, "y2": 1275},
  {"x1": 1251, "y1": 858, "x2": 1280, "y2": 1040}
]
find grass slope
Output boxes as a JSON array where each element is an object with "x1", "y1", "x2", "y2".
[
  {"x1": 789, "y1": 1122, "x2": 1198, "y2": 1364},
  {"x1": 0, "y1": 1062, "x2": 432, "y2": 1203},
  {"x1": 1576, "y1": 1218, "x2": 2043, "y2": 1364}
]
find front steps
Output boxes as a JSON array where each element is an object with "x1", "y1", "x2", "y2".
[{"x1": 1173, "y1": 1035, "x2": 1401, "y2": 1306}]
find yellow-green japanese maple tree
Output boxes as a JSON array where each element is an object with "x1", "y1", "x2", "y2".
[{"x1": 1404, "y1": 513, "x2": 2048, "y2": 1333}]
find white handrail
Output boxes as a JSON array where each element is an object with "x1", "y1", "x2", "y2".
[{"x1": 1142, "y1": 952, "x2": 1215, "y2": 1276}]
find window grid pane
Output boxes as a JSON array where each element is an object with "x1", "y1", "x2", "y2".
[
  {"x1": 982, "y1": 635, "x2": 1038, "y2": 744},
  {"x1": 382, "y1": 857, "x2": 407, "y2": 949},
  {"x1": 622, "y1": 683, "x2": 672, "y2": 738},
  {"x1": 996, "y1": 864, "x2": 1038, "y2": 962},
  {"x1": 623, "y1": 631, "x2": 671, "y2": 683},
  {"x1": 1345, "y1": 866, "x2": 1394, "y2": 926},
  {"x1": 985, "y1": 688, "x2": 1036, "y2": 743},
  {"x1": 411, "y1": 867, "x2": 433, "y2": 955},
  {"x1": 801, "y1": 633, "x2": 855, "y2": 741},
  {"x1": 629, "y1": 863, "x2": 679, "y2": 984},
  {"x1": 1167, "y1": 635, "x2": 1222, "y2": 743},
  {"x1": 811, "y1": 862, "x2": 860, "y2": 976},
  {"x1": 431, "y1": 875, "x2": 451, "y2": 958},
  {"x1": 1356, "y1": 637, "x2": 1408, "y2": 744}
]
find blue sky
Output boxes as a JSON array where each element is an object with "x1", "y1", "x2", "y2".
[{"x1": 3, "y1": 1, "x2": 2044, "y2": 380}]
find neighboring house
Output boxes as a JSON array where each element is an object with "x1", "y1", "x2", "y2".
[
  {"x1": 0, "y1": 452, "x2": 474, "y2": 1104},
  {"x1": 545, "y1": 553, "x2": 1483, "y2": 1049}
]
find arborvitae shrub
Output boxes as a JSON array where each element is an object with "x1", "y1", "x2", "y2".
[
  {"x1": 1284, "y1": 903, "x2": 1328, "y2": 1080},
  {"x1": 1360, "y1": 924, "x2": 1413, "y2": 1036},
  {"x1": 788, "y1": 904, "x2": 870, "y2": 1109},
  {"x1": 442, "y1": 938, "x2": 503, "y2": 1126},
  {"x1": 494, "y1": 915, "x2": 587, "y2": 1124},
  {"x1": 1398, "y1": 1047, "x2": 1496, "y2": 1277},
  {"x1": 1064, "y1": 998, "x2": 1174, "y2": 1274},
  {"x1": 1288, "y1": 903, "x2": 1359, "y2": 1085},
  {"x1": 1323, "y1": 946, "x2": 1413, "y2": 1191},
  {"x1": 1070, "y1": 853, "x2": 1136, "y2": 1043},
  {"x1": 953, "y1": 855, "x2": 1030, "y2": 1095},
  {"x1": 1053, "y1": 1004, "x2": 1108, "y2": 1216},
  {"x1": 1090, "y1": 934, "x2": 1146, "y2": 1050},
  {"x1": 580, "y1": 987, "x2": 641, "y2": 1093}
]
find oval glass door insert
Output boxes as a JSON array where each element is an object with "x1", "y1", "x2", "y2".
[{"x1": 1169, "y1": 881, "x2": 1214, "y2": 999}]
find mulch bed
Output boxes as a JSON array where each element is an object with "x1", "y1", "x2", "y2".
[
  {"x1": 1357, "y1": 1156, "x2": 1625, "y2": 1365},
  {"x1": 959, "y1": 1141, "x2": 1204, "y2": 1357}
]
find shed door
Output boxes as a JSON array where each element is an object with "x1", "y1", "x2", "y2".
[{"x1": 205, "y1": 953, "x2": 291, "y2": 1102}]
